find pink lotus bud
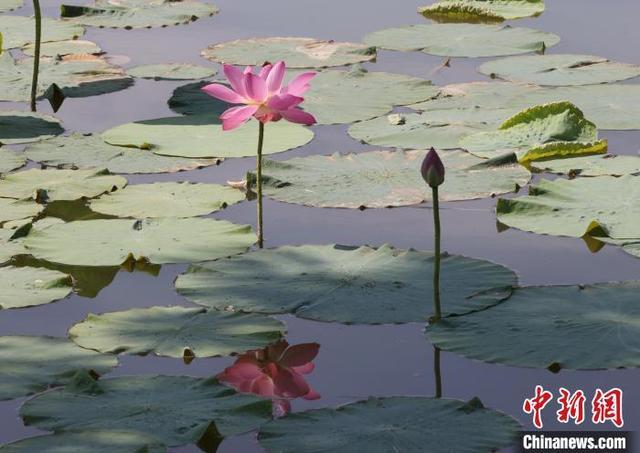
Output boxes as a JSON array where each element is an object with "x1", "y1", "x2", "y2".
[{"x1": 421, "y1": 147, "x2": 445, "y2": 188}]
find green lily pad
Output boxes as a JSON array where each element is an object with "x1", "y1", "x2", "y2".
[
  {"x1": 479, "y1": 54, "x2": 640, "y2": 86},
  {"x1": 0, "y1": 266, "x2": 73, "y2": 310},
  {"x1": 411, "y1": 81, "x2": 640, "y2": 131},
  {"x1": 0, "y1": 430, "x2": 166, "y2": 453},
  {"x1": 201, "y1": 37, "x2": 376, "y2": 69},
  {"x1": 89, "y1": 182, "x2": 244, "y2": 218},
  {"x1": 0, "y1": 110, "x2": 64, "y2": 145},
  {"x1": 253, "y1": 149, "x2": 530, "y2": 209},
  {"x1": 531, "y1": 154, "x2": 640, "y2": 177},
  {"x1": 259, "y1": 397, "x2": 520, "y2": 452},
  {"x1": 0, "y1": 168, "x2": 126, "y2": 202},
  {"x1": 0, "y1": 15, "x2": 84, "y2": 50},
  {"x1": 127, "y1": 63, "x2": 216, "y2": 80},
  {"x1": 496, "y1": 175, "x2": 640, "y2": 239},
  {"x1": 169, "y1": 69, "x2": 438, "y2": 125},
  {"x1": 101, "y1": 115, "x2": 314, "y2": 159},
  {"x1": 0, "y1": 0, "x2": 23, "y2": 13},
  {"x1": 176, "y1": 244, "x2": 517, "y2": 324},
  {"x1": 0, "y1": 229, "x2": 27, "y2": 264},
  {"x1": 0, "y1": 52, "x2": 132, "y2": 102},
  {"x1": 460, "y1": 102, "x2": 607, "y2": 163},
  {"x1": 60, "y1": 0, "x2": 219, "y2": 29},
  {"x1": 23, "y1": 217, "x2": 256, "y2": 266},
  {"x1": 0, "y1": 149, "x2": 26, "y2": 174},
  {"x1": 0, "y1": 336, "x2": 117, "y2": 401},
  {"x1": 0, "y1": 198, "x2": 43, "y2": 225},
  {"x1": 427, "y1": 282, "x2": 640, "y2": 370},
  {"x1": 20, "y1": 375, "x2": 272, "y2": 446},
  {"x1": 348, "y1": 109, "x2": 512, "y2": 149},
  {"x1": 22, "y1": 39, "x2": 102, "y2": 57},
  {"x1": 363, "y1": 23, "x2": 559, "y2": 58},
  {"x1": 70, "y1": 306, "x2": 285, "y2": 358},
  {"x1": 419, "y1": 0, "x2": 545, "y2": 23},
  {"x1": 24, "y1": 133, "x2": 220, "y2": 174}
]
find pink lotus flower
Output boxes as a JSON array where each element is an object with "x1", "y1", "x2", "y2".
[
  {"x1": 201, "y1": 61, "x2": 317, "y2": 131},
  {"x1": 217, "y1": 340, "x2": 320, "y2": 416}
]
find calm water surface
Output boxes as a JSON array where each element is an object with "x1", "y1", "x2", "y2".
[{"x1": 1, "y1": 0, "x2": 640, "y2": 451}]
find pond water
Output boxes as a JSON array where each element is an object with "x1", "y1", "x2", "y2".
[{"x1": 1, "y1": 0, "x2": 640, "y2": 451}]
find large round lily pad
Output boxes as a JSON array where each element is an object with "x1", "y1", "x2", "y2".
[
  {"x1": 479, "y1": 54, "x2": 640, "y2": 86},
  {"x1": 531, "y1": 154, "x2": 640, "y2": 177},
  {"x1": 418, "y1": 0, "x2": 545, "y2": 22},
  {"x1": 253, "y1": 149, "x2": 530, "y2": 209},
  {"x1": 0, "y1": 266, "x2": 73, "y2": 310},
  {"x1": 0, "y1": 336, "x2": 117, "y2": 401},
  {"x1": 0, "y1": 430, "x2": 166, "y2": 453},
  {"x1": 22, "y1": 39, "x2": 102, "y2": 57},
  {"x1": 0, "y1": 168, "x2": 126, "y2": 202},
  {"x1": 168, "y1": 68, "x2": 439, "y2": 125},
  {"x1": 201, "y1": 37, "x2": 376, "y2": 69},
  {"x1": 60, "y1": 0, "x2": 219, "y2": 29},
  {"x1": 101, "y1": 116, "x2": 314, "y2": 159},
  {"x1": 70, "y1": 306, "x2": 285, "y2": 358},
  {"x1": 259, "y1": 397, "x2": 520, "y2": 452},
  {"x1": 0, "y1": 52, "x2": 132, "y2": 102},
  {"x1": 363, "y1": 23, "x2": 559, "y2": 58},
  {"x1": 0, "y1": 110, "x2": 64, "y2": 145},
  {"x1": 24, "y1": 133, "x2": 220, "y2": 174},
  {"x1": 89, "y1": 182, "x2": 244, "y2": 218},
  {"x1": 460, "y1": 102, "x2": 607, "y2": 163},
  {"x1": 497, "y1": 175, "x2": 640, "y2": 239},
  {"x1": 175, "y1": 244, "x2": 517, "y2": 324},
  {"x1": 20, "y1": 375, "x2": 272, "y2": 446},
  {"x1": 0, "y1": 198, "x2": 44, "y2": 225},
  {"x1": 23, "y1": 217, "x2": 256, "y2": 266},
  {"x1": 348, "y1": 109, "x2": 511, "y2": 149},
  {"x1": 0, "y1": 149, "x2": 26, "y2": 174},
  {"x1": 127, "y1": 63, "x2": 216, "y2": 80},
  {"x1": 0, "y1": 15, "x2": 84, "y2": 50},
  {"x1": 411, "y1": 81, "x2": 640, "y2": 131},
  {"x1": 428, "y1": 282, "x2": 640, "y2": 370}
]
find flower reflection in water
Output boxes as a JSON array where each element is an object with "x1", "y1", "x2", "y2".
[{"x1": 217, "y1": 339, "x2": 320, "y2": 416}]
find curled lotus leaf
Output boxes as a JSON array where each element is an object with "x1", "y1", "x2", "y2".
[
  {"x1": 20, "y1": 374, "x2": 272, "y2": 446},
  {"x1": 418, "y1": 0, "x2": 545, "y2": 23},
  {"x1": 363, "y1": 23, "x2": 559, "y2": 58},
  {"x1": 259, "y1": 397, "x2": 521, "y2": 452},
  {"x1": 175, "y1": 244, "x2": 518, "y2": 324},
  {"x1": 24, "y1": 133, "x2": 221, "y2": 174},
  {"x1": 427, "y1": 282, "x2": 640, "y2": 370},
  {"x1": 0, "y1": 168, "x2": 127, "y2": 202},
  {"x1": 201, "y1": 37, "x2": 376, "y2": 69},
  {"x1": 60, "y1": 0, "x2": 219, "y2": 29},
  {"x1": 0, "y1": 110, "x2": 64, "y2": 145},
  {"x1": 251, "y1": 149, "x2": 530, "y2": 209},
  {"x1": 460, "y1": 102, "x2": 607, "y2": 163},
  {"x1": 89, "y1": 182, "x2": 245, "y2": 218},
  {"x1": 69, "y1": 306, "x2": 285, "y2": 358},
  {"x1": 0, "y1": 336, "x2": 117, "y2": 401},
  {"x1": 23, "y1": 217, "x2": 257, "y2": 266},
  {"x1": 479, "y1": 54, "x2": 640, "y2": 86}
]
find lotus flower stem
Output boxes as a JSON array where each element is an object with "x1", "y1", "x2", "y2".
[
  {"x1": 433, "y1": 346, "x2": 442, "y2": 398},
  {"x1": 432, "y1": 186, "x2": 442, "y2": 322},
  {"x1": 30, "y1": 0, "x2": 42, "y2": 112},
  {"x1": 256, "y1": 121, "x2": 265, "y2": 248}
]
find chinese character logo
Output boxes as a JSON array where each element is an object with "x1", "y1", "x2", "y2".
[{"x1": 523, "y1": 385, "x2": 553, "y2": 429}]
